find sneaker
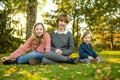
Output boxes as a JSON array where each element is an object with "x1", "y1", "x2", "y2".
[
  {"x1": 66, "y1": 58, "x2": 78, "y2": 64},
  {"x1": 2, "y1": 60, "x2": 16, "y2": 65},
  {"x1": 73, "y1": 58, "x2": 79, "y2": 64},
  {"x1": 29, "y1": 58, "x2": 41, "y2": 65}
]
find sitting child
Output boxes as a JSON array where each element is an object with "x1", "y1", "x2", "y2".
[{"x1": 78, "y1": 30, "x2": 103, "y2": 63}]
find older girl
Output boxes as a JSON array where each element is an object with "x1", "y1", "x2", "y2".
[{"x1": 1, "y1": 22, "x2": 51, "y2": 65}]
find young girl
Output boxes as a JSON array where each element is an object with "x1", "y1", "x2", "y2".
[
  {"x1": 78, "y1": 30, "x2": 103, "y2": 63},
  {"x1": 1, "y1": 22, "x2": 51, "y2": 65}
]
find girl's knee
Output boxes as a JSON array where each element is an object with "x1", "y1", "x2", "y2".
[
  {"x1": 17, "y1": 58, "x2": 24, "y2": 64},
  {"x1": 29, "y1": 51, "x2": 36, "y2": 55}
]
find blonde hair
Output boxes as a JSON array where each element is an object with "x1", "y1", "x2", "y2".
[
  {"x1": 81, "y1": 30, "x2": 92, "y2": 40},
  {"x1": 31, "y1": 22, "x2": 45, "y2": 44},
  {"x1": 56, "y1": 14, "x2": 70, "y2": 24}
]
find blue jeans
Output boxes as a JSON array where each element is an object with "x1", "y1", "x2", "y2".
[{"x1": 17, "y1": 51, "x2": 44, "y2": 64}]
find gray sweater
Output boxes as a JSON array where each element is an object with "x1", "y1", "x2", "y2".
[{"x1": 51, "y1": 30, "x2": 74, "y2": 56}]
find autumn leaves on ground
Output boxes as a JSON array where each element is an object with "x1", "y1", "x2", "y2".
[{"x1": 0, "y1": 51, "x2": 120, "y2": 80}]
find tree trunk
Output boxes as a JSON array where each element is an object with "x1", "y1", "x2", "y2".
[
  {"x1": 110, "y1": 34, "x2": 114, "y2": 50},
  {"x1": 26, "y1": 0, "x2": 37, "y2": 39}
]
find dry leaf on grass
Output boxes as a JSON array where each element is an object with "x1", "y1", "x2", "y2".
[{"x1": 59, "y1": 65, "x2": 68, "y2": 70}]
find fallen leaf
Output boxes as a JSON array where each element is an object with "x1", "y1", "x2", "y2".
[
  {"x1": 83, "y1": 73, "x2": 88, "y2": 76},
  {"x1": 69, "y1": 75, "x2": 74, "y2": 79},
  {"x1": 9, "y1": 68, "x2": 16, "y2": 72},
  {"x1": 104, "y1": 66, "x2": 111, "y2": 70},
  {"x1": 118, "y1": 70, "x2": 120, "y2": 73},
  {"x1": 59, "y1": 65, "x2": 68, "y2": 70},
  {"x1": 33, "y1": 72, "x2": 40, "y2": 76},
  {"x1": 45, "y1": 65, "x2": 49, "y2": 69},
  {"x1": 40, "y1": 77, "x2": 49, "y2": 80},
  {"x1": 103, "y1": 71, "x2": 112, "y2": 80},
  {"x1": 92, "y1": 65, "x2": 97, "y2": 68},
  {"x1": 18, "y1": 70, "x2": 31, "y2": 76},
  {"x1": 94, "y1": 72, "x2": 104, "y2": 80},
  {"x1": 96, "y1": 68, "x2": 102, "y2": 73},
  {"x1": 53, "y1": 74, "x2": 62, "y2": 80},
  {"x1": 3, "y1": 74, "x2": 10, "y2": 77}
]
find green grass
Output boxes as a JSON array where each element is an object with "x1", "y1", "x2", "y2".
[{"x1": 0, "y1": 51, "x2": 120, "y2": 80}]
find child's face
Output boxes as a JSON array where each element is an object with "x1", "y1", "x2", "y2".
[
  {"x1": 58, "y1": 20, "x2": 67, "y2": 29},
  {"x1": 83, "y1": 34, "x2": 91, "y2": 44},
  {"x1": 35, "y1": 24, "x2": 44, "y2": 37}
]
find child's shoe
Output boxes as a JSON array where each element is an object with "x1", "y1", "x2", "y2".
[
  {"x1": 29, "y1": 58, "x2": 41, "y2": 65},
  {"x1": 66, "y1": 58, "x2": 78, "y2": 64},
  {"x1": 91, "y1": 59, "x2": 98, "y2": 63},
  {"x1": 2, "y1": 59, "x2": 17, "y2": 65}
]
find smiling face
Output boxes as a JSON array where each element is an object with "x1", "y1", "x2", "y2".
[
  {"x1": 82, "y1": 34, "x2": 91, "y2": 44},
  {"x1": 56, "y1": 14, "x2": 69, "y2": 30},
  {"x1": 58, "y1": 20, "x2": 67, "y2": 29},
  {"x1": 35, "y1": 24, "x2": 44, "y2": 37}
]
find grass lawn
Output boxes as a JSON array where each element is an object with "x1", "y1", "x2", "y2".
[{"x1": 0, "y1": 51, "x2": 120, "y2": 80}]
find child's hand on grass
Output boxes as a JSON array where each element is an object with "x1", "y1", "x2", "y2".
[
  {"x1": 88, "y1": 56, "x2": 95, "y2": 61},
  {"x1": 96, "y1": 56, "x2": 102, "y2": 63}
]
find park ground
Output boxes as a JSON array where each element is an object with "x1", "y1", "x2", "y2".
[{"x1": 0, "y1": 51, "x2": 120, "y2": 80}]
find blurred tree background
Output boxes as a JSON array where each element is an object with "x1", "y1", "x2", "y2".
[
  {"x1": 0, "y1": 0, "x2": 26, "y2": 53},
  {"x1": 0, "y1": 0, "x2": 120, "y2": 53}
]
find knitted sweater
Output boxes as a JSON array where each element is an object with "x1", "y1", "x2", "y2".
[
  {"x1": 9, "y1": 32, "x2": 51, "y2": 59},
  {"x1": 78, "y1": 42, "x2": 98, "y2": 59},
  {"x1": 51, "y1": 30, "x2": 74, "y2": 56}
]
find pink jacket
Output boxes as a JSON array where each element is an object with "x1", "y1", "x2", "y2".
[{"x1": 9, "y1": 32, "x2": 51, "y2": 59}]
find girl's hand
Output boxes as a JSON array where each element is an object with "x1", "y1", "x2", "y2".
[
  {"x1": 55, "y1": 49, "x2": 62, "y2": 55},
  {"x1": 1, "y1": 57, "x2": 10, "y2": 62}
]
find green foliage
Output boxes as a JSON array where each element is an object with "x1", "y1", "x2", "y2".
[
  {"x1": 0, "y1": 28, "x2": 24, "y2": 53},
  {"x1": 1, "y1": 0, "x2": 120, "y2": 53},
  {"x1": 93, "y1": 43, "x2": 104, "y2": 52},
  {"x1": 44, "y1": 0, "x2": 120, "y2": 50},
  {"x1": 0, "y1": 0, "x2": 25, "y2": 53},
  {"x1": 0, "y1": 17, "x2": 24, "y2": 53}
]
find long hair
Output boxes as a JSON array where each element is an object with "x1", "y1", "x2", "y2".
[{"x1": 31, "y1": 22, "x2": 45, "y2": 45}]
